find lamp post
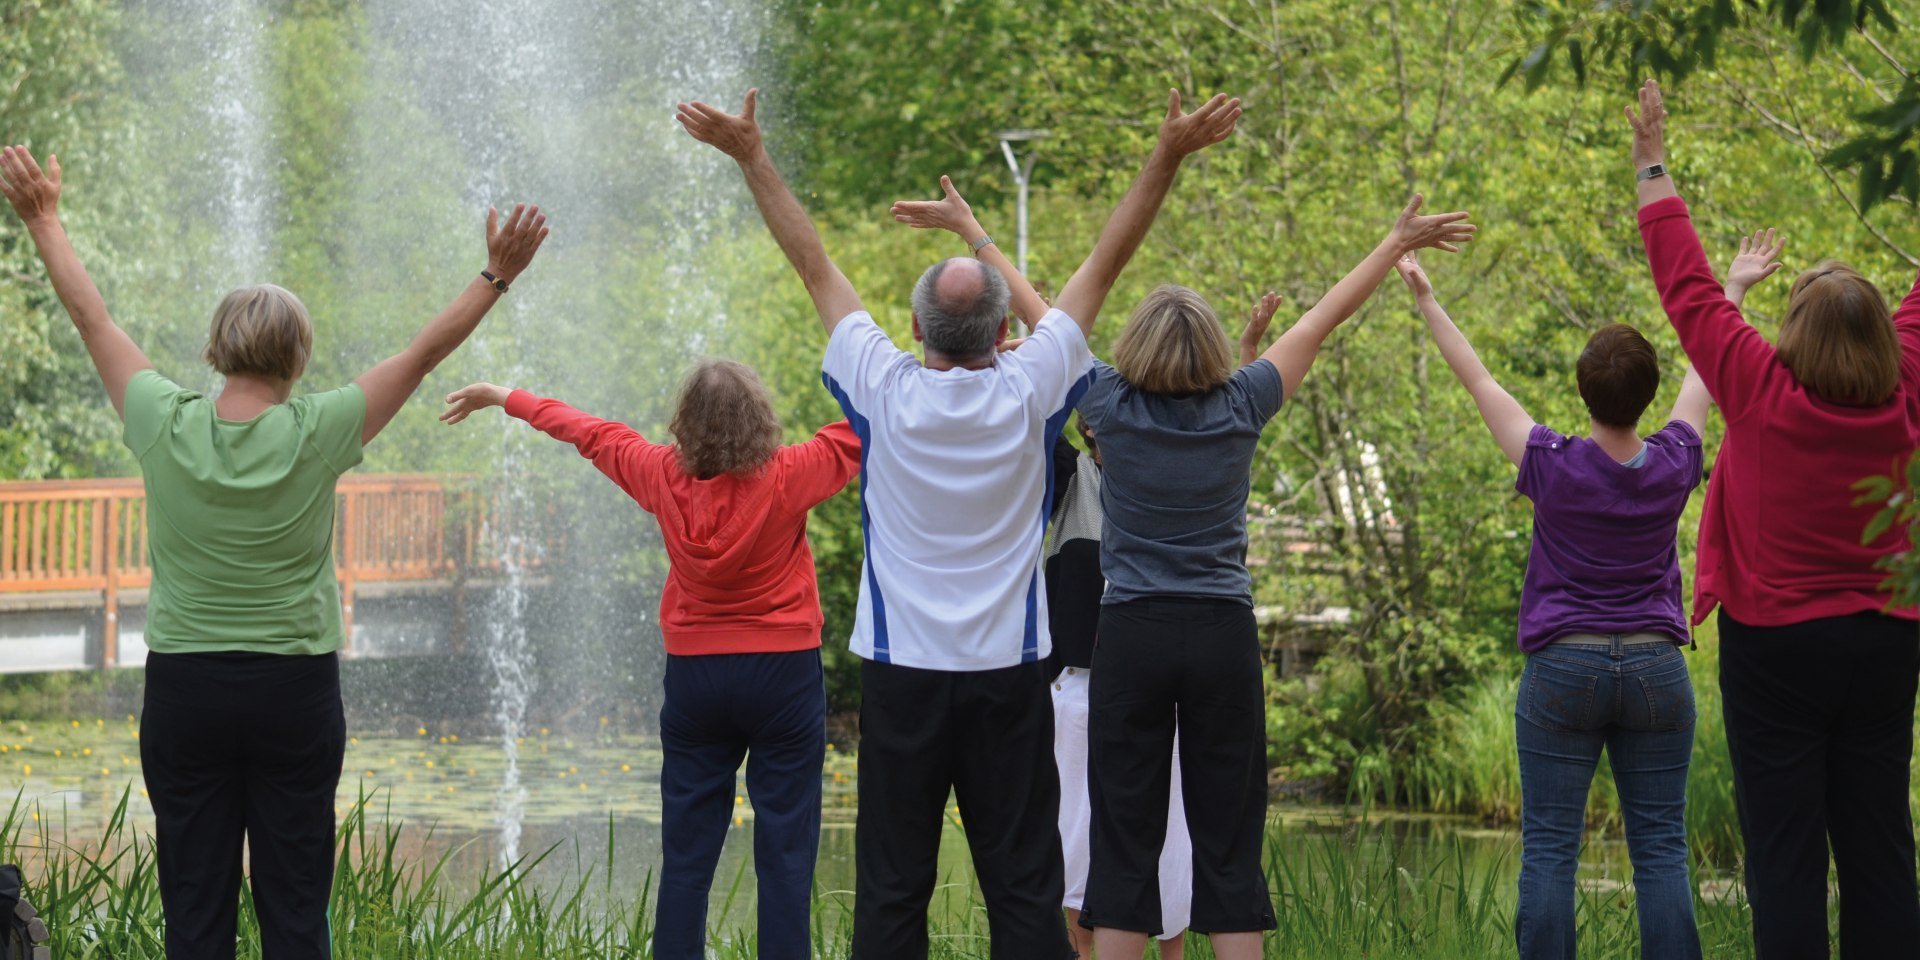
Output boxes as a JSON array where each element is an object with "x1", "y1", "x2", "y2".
[{"x1": 994, "y1": 129, "x2": 1050, "y2": 280}]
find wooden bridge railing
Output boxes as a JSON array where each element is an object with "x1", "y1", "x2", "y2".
[{"x1": 0, "y1": 475, "x2": 496, "y2": 667}]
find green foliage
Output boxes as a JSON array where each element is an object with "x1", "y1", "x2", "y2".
[
  {"x1": 1505, "y1": 0, "x2": 1919, "y2": 211},
  {"x1": 1853, "y1": 452, "x2": 1920, "y2": 607},
  {"x1": 0, "y1": 0, "x2": 130, "y2": 477}
]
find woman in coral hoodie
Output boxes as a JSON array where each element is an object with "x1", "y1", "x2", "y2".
[
  {"x1": 1628, "y1": 81, "x2": 1920, "y2": 957},
  {"x1": 442, "y1": 361, "x2": 858, "y2": 960}
]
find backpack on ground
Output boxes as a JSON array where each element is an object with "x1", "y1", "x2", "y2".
[{"x1": 0, "y1": 865, "x2": 49, "y2": 960}]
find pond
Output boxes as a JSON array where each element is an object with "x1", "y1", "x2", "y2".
[{"x1": 3, "y1": 715, "x2": 1732, "y2": 938}]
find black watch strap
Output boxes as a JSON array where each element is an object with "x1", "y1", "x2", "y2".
[
  {"x1": 1636, "y1": 162, "x2": 1668, "y2": 183},
  {"x1": 482, "y1": 269, "x2": 509, "y2": 293}
]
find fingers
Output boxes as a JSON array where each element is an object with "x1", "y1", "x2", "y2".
[
  {"x1": 486, "y1": 206, "x2": 499, "y2": 241},
  {"x1": 1165, "y1": 88, "x2": 1182, "y2": 121},
  {"x1": 1400, "y1": 193, "x2": 1425, "y2": 221},
  {"x1": 46, "y1": 153, "x2": 58, "y2": 185},
  {"x1": 742, "y1": 88, "x2": 757, "y2": 121},
  {"x1": 17, "y1": 146, "x2": 44, "y2": 181},
  {"x1": 1436, "y1": 241, "x2": 1461, "y2": 254},
  {"x1": 0, "y1": 146, "x2": 24, "y2": 189},
  {"x1": 940, "y1": 174, "x2": 959, "y2": 200}
]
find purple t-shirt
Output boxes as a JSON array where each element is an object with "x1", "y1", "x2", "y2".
[{"x1": 1514, "y1": 421, "x2": 1703, "y2": 652}]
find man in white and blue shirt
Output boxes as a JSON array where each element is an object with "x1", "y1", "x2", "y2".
[{"x1": 678, "y1": 86, "x2": 1242, "y2": 959}]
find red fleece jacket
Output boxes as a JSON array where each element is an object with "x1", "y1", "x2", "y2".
[
  {"x1": 505, "y1": 390, "x2": 861, "y2": 654},
  {"x1": 1639, "y1": 196, "x2": 1920, "y2": 627}
]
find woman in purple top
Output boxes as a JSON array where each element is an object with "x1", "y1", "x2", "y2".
[{"x1": 1394, "y1": 240, "x2": 1779, "y2": 959}]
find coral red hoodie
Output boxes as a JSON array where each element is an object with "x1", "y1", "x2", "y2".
[{"x1": 505, "y1": 390, "x2": 860, "y2": 655}]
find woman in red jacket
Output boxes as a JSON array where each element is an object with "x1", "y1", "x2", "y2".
[
  {"x1": 1628, "y1": 81, "x2": 1920, "y2": 957},
  {"x1": 441, "y1": 361, "x2": 859, "y2": 960}
]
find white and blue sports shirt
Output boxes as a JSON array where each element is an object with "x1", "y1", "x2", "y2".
[{"x1": 821, "y1": 308, "x2": 1094, "y2": 671}]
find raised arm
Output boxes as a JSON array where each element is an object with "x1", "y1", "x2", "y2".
[
  {"x1": 1670, "y1": 228, "x2": 1783, "y2": 433},
  {"x1": 1261, "y1": 195, "x2": 1476, "y2": 401},
  {"x1": 0, "y1": 146, "x2": 152, "y2": 416},
  {"x1": 890, "y1": 175, "x2": 1048, "y2": 327},
  {"x1": 355, "y1": 204, "x2": 547, "y2": 445},
  {"x1": 443, "y1": 382, "x2": 663, "y2": 506},
  {"x1": 1627, "y1": 81, "x2": 1779, "y2": 420},
  {"x1": 1670, "y1": 366, "x2": 1711, "y2": 438},
  {"x1": 678, "y1": 90, "x2": 862, "y2": 332},
  {"x1": 1395, "y1": 253, "x2": 1534, "y2": 466},
  {"x1": 1051, "y1": 90, "x2": 1242, "y2": 337}
]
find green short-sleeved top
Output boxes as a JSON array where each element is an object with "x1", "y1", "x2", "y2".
[{"x1": 122, "y1": 370, "x2": 366, "y2": 655}]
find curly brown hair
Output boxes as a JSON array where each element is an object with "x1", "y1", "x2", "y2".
[{"x1": 670, "y1": 359, "x2": 783, "y2": 480}]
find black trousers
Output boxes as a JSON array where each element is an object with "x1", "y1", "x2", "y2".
[
  {"x1": 141, "y1": 651, "x2": 346, "y2": 960},
  {"x1": 1082, "y1": 598, "x2": 1275, "y2": 936},
  {"x1": 852, "y1": 658, "x2": 1071, "y2": 960},
  {"x1": 1719, "y1": 609, "x2": 1920, "y2": 959}
]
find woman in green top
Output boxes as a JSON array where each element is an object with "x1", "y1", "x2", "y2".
[{"x1": 0, "y1": 144, "x2": 549, "y2": 960}]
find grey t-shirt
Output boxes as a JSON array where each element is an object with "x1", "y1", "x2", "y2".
[{"x1": 1076, "y1": 358, "x2": 1285, "y2": 605}]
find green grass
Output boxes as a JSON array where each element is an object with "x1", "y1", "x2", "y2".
[{"x1": 5, "y1": 789, "x2": 1762, "y2": 959}]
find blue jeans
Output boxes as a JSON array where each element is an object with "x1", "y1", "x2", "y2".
[
  {"x1": 1515, "y1": 635, "x2": 1701, "y2": 960},
  {"x1": 654, "y1": 649, "x2": 826, "y2": 960}
]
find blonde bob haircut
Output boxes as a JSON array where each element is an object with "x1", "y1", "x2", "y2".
[
  {"x1": 669, "y1": 359, "x2": 784, "y2": 480},
  {"x1": 1777, "y1": 261, "x2": 1900, "y2": 407},
  {"x1": 203, "y1": 284, "x2": 314, "y2": 381},
  {"x1": 1111, "y1": 284, "x2": 1237, "y2": 397}
]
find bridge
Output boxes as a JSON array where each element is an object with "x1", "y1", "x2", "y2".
[{"x1": 0, "y1": 475, "x2": 521, "y2": 674}]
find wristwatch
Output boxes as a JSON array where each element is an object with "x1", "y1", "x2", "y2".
[
  {"x1": 969, "y1": 235, "x2": 995, "y2": 254},
  {"x1": 1636, "y1": 163, "x2": 1668, "y2": 183},
  {"x1": 482, "y1": 269, "x2": 509, "y2": 293}
]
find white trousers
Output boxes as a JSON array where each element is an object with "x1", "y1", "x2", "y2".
[{"x1": 1052, "y1": 665, "x2": 1192, "y2": 939}]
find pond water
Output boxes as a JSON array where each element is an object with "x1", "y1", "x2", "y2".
[{"x1": 3, "y1": 716, "x2": 1730, "y2": 937}]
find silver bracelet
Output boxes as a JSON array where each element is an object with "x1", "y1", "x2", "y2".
[{"x1": 969, "y1": 235, "x2": 995, "y2": 254}]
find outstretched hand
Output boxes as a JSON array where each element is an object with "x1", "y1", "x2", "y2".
[
  {"x1": 1387, "y1": 194, "x2": 1476, "y2": 255},
  {"x1": 890, "y1": 175, "x2": 981, "y2": 237},
  {"x1": 677, "y1": 89, "x2": 764, "y2": 162},
  {"x1": 440, "y1": 383, "x2": 511, "y2": 425},
  {"x1": 1242, "y1": 291, "x2": 1280, "y2": 348},
  {"x1": 0, "y1": 145, "x2": 62, "y2": 225},
  {"x1": 1395, "y1": 252, "x2": 1435, "y2": 299},
  {"x1": 486, "y1": 203, "x2": 549, "y2": 283},
  {"x1": 1726, "y1": 228, "x2": 1784, "y2": 293},
  {"x1": 1157, "y1": 90, "x2": 1242, "y2": 158},
  {"x1": 1625, "y1": 78, "x2": 1667, "y2": 170}
]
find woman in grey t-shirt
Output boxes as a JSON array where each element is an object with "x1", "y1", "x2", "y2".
[{"x1": 1073, "y1": 197, "x2": 1474, "y2": 959}]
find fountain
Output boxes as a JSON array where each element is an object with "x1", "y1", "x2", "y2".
[{"x1": 104, "y1": 0, "x2": 770, "y2": 870}]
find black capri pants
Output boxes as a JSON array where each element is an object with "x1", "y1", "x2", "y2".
[
  {"x1": 1081, "y1": 597, "x2": 1276, "y2": 935},
  {"x1": 141, "y1": 650, "x2": 346, "y2": 960}
]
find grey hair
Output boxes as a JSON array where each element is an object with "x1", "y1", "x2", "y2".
[{"x1": 910, "y1": 258, "x2": 1011, "y2": 359}]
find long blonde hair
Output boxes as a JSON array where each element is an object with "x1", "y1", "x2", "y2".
[
  {"x1": 669, "y1": 360, "x2": 783, "y2": 479},
  {"x1": 1777, "y1": 262, "x2": 1900, "y2": 406},
  {"x1": 1111, "y1": 284, "x2": 1236, "y2": 396}
]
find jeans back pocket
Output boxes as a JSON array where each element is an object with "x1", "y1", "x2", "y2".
[
  {"x1": 1521, "y1": 656, "x2": 1603, "y2": 732},
  {"x1": 1626, "y1": 654, "x2": 1696, "y2": 732}
]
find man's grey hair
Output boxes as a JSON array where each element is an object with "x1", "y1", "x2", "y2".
[{"x1": 910, "y1": 258, "x2": 1011, "y2": 359}]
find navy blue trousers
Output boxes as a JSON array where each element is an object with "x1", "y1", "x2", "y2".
[{"x1": 652, "y1": 648, "x2": 826, "y2": 960}]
